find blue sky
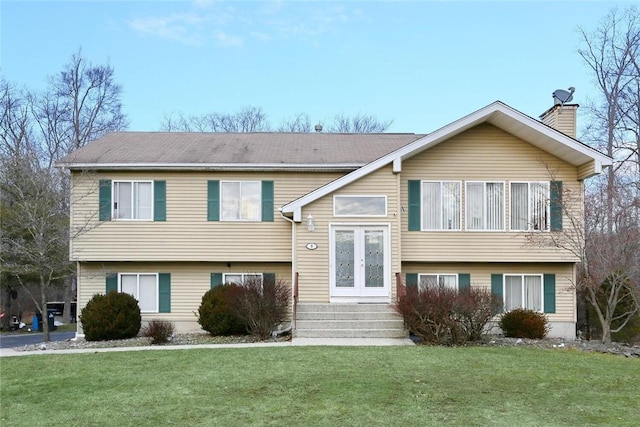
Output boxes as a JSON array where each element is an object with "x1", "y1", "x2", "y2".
[{"x1": 0, "y1": 1, "x2": 631, "y2": 134}]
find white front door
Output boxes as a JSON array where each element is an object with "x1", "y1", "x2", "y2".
[{"x1": 330, "y1": 225, "x2": 390, "y2": 302}]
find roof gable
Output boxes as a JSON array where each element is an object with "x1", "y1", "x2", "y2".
[{"x1": 281, "y1": 101, "x2": 612, "y2": 219}]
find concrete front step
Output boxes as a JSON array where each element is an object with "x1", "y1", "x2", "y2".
[
  {"x1": 294, "y1": 328, "x2": 408, "y2": 339},
  {"x1": 294, "y1": 303, "x2": 407, "y2": 339},
  {"x1": 297, "y1": 311, "x2": 401, "y2": 321},
  {"x1": 297, "y1": 303, "x2": 397, "y2": 313},
  {"x1": 296, "y1": 319, "x2": 405, "y2": 330}
]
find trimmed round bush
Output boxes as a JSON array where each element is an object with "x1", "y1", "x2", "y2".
[
  {"x1": 499, "y1": 308, "x2": 550, "y2": 339},
  {"x1": 80, "y1": 291, "x2": 141, "y2": 341},
  {"x1": 197, "y1": 285, "x2": 247, "y2": 336}
]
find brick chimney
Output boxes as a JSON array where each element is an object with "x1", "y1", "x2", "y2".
[{"x1": 539, "y1": 103, "x2": 578, "y2": 138}]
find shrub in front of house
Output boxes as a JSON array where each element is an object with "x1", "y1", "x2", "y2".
[
  {"x1": 230, "y1": 276, "x2": 291, "y2": 340},
  {"x1": 499, "y1": 308, "x2": 550, "y2": 339},
  {"x1": 197, "y1": 284, "x2": 247, "y2": 336},
  {"x1": 141, "y1": 319, "x2": 175, "y2": 344},
  {"x1": 80, "y1": 291, "x2": 141, "y2": 341},
  {"x1": 396, "y1": 285, "x2": 501, "y2": 345}
]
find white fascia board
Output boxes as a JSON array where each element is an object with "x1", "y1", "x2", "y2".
[
  {"x1": 281, "y1": 101, "x2": 613, "y2": 214},
  {"x1": 57, "y1": 162, "x2": 364, "y2": 171},
  {"x1": 492, "y1": 103, "x2": 613, "y2": 166}
]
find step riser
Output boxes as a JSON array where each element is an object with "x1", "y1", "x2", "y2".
[
  {"x1": 294, "y1": 329, "x2": 408, "y2": 339},
  {"x1": 296, "y1": 304, "x2": 397, "y2": 313},
  {"x1": 297, "y1": 312, "x2": 401, "y2": 321},
  {"x1": 297, "y1": 320, "x2": 404, "y2": 330}
]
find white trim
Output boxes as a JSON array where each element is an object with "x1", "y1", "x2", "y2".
[
  {"x1": 118, "y1": 272, "x2": 159, "y2": 313},
  {"x1": 417, "y1": 273, "x2": 459, "y2": 291},
  {"x1": 509, "y1": 181, "x2": 550, "y2": 232},
  {"x1": 222, "y1": 272, "x2": 263, "y2": 284},
  {"x1": 420, "y1": 180, "x2": 462, "y2": 231},
  {"x1": 464, "y1": 180, "x2": 506, "y2": 232},
  {"x1": 59, "y1": 162, "x2": 364, "y2": 171},
  {"x1": 333, "y1": 195, "x2": 388, "y2": 217},
  {"x1": 112, "y1": 180, "x2": 154, "y2": 221},
  {"x1": 503, "y1": 273, "x2": 544, "y2": 313},
  {"x1": 220, "y1": 180, "x2": 262, "y2": 222},
  {"x1": 329, "y1": 223, "x2": 391, "y2": 302},
  {"x1": 281, "y1": 101, "x2": 612, "y2": 217}
]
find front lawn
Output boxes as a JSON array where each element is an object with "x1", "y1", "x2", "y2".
[{"x1": 1, "y1": 346, "x2": 637, "y2": 426}]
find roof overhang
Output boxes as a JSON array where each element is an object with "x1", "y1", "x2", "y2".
[
  {"x1": 281, "y1": 101, "x2": 612, "y2": 219},
  {"x1": 59, "y1": 163, "x2": 364, "y2": 173}
]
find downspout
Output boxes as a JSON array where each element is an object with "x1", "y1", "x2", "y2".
[{"x1": 275, "y1": 209, "x2": 296, "y2": 337}]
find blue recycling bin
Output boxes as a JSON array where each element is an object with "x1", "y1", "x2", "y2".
[{"x1": 32, "y1": 314, "x2": 40, "y2": 332}]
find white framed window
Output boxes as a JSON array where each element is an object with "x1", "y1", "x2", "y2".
[
  {"x1": 119, "y1": 273, "x2": 158, "y2": 313},
  {"x1": 510, "y1": 182, "x2": 549, "y2": 231},
  {"x1": 421, "y1": 181, "x2": 461, "y2": 230},
  {"x1": 466, "y1": 181, "x2": 504, "y2": 231},
  {"x1": 221, "y1": 181, "x2": 261, "y2": 221},
  {"x1": 223, "y1": 273, "x2": 263, "y2": 285},
  {"x1": 333, "y1": 195, "x2": 387, "y2": 217},
  {"x1": 113, "y1": 181, "x2": 153, "y2": 220},
  {"x1": 418, "y1": 274, "x2": 458, "y2": 291},
  {"x1": 504, "y1": 274, "x2": 543, "y2": 312}
]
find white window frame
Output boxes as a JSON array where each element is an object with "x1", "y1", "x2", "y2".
[
  {"x1": 465, "y1": 181, "x2": 505, "y2": 231},
  {"x1": 112, "y1": 180, "x2": 154, "y2": 221},
  {"x1": 333, "y1": 195, "x2": 388, "y2": 217},
  {"x1": 421, "y1": 180, "x2": 462, "y2": 231},
  {"x1": 223, "y1": 273, "x2": 263, "y2": 285},
  {"x1": 220, "y1": 180, "x2": 262, "y2": 222},
  {"x1": 503, "y1": 274, "x2": 544, "y2": 313},
  {"x1": 417, "y1": 273, "x2": 458, "y2": 291},
  {"x1": 509, "y1": 181, "x2": 550, "y2": 232},
  {"x1": 118, "y1": 273, "x2": 158, "y2": 313}
]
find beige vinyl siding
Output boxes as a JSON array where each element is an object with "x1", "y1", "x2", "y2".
[
  {"x1": 402, "y1": 262, "x2": 575, "y2": 322},
  {"x1": 70, "y1": 171, "x2": 342, "y2": 261},
  {"x1": 541, "y1": 105, "x2": 577, "y2": 138},
  {"x1": 296, "y1": 165, "x2": 400, "y2": 302},
  {"x1": 401, "y1": 123, "x2": 582, "y2": 262},
  {"x1": 77, "y1": 261, "x2": 292, "y2": 332}
]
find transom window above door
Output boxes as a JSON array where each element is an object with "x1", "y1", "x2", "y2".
[
  {"x1": 113, "y1": 181, "x2": 153, "y2": 220},
  {"x1": 221, "y1": 181, "x2": 261, "y2": 221},
  {"x1": 334, "y1": 195, "x2": 387, "y2": 217}
]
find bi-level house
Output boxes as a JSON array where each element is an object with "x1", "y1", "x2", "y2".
[{"x1": 59, "y1": 101, "x2": 611, "y2": 340}]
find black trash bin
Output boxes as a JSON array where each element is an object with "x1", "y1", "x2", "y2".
[{"x1": 46, "y1": 309, "x2": 57, "y2": 331}]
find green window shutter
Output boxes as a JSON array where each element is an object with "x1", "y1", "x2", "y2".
[
  {"x1": 491, "y1": 274, "x2": 504, "y2": 313},
  {"x1": 99, "y1": 180, "x2": 112, "y2": 221},
  {"x1": 263, "y1": 273, "x2": 276, "y2": 286},
  {"x1": 543, "y1": 274, "x2": 556, "y2": 313},
  {"x1": 106, "y1": 273, "x2": 118, "y2": 293},
  {"x1": 153, "y1": 180, "x2": 166, "y2": 221},
  {"x1": 261, "y1": 181, "x2": 274, "y2": 222},
  {"x1": 158, "y1": 273, "x2": 171, "y2": 313},
  {"x1": 408, "y1": 180, "x2": 421, "y2": 231},
  {"x1": 406, "y1": 273, "x2": 418, "y2": 288},
  {"x1": 207, "y1": 180, "x2": 220, "y2": 221},
  {"x1": 550, "y1": 181, "x2": 563, "y2": 231},
  {"x1": 210, "y1": 273, "x2": 223, "y2": 288},
  {"x1": 458, "y1": 274, "x2": 471, "y2": 291}
]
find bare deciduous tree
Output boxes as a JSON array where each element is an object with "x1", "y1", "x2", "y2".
[
  {"x1": 325, "y1": 112, "x2": 393, "y2": 133},
  {"x1": 277, "y1": 113, "x2": 312, "y2": 132},
  {"x1": 1, "y1": 49, "x2": 127, "y2": 339},
  {"x1": 578, "y1": 6, "x2": 640, "y2": 230}
]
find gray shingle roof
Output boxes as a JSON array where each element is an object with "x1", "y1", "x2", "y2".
[{"x1": 58, "y1": 132, "x2": 426, "y2": 168}]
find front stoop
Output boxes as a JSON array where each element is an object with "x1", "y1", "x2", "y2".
[{"x1": 294, "y1": 303, "x2": 408, "y2": 339}]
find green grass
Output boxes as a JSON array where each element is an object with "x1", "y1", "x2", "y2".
[{"x1": 1, "y1": 346, "x2": 638, "y2": 426}]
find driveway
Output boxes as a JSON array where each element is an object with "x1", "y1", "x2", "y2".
[{"x1": 0, "y1": 331, "x2": 76, "y2": 349}]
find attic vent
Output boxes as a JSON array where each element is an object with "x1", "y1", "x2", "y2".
[{"x1": 314, "y1": 124, "x2": 322, "y2": 132}]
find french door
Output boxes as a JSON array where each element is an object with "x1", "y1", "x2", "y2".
[{"x1": 330, "y1": 225, "x2": 390, "y2": 301}]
